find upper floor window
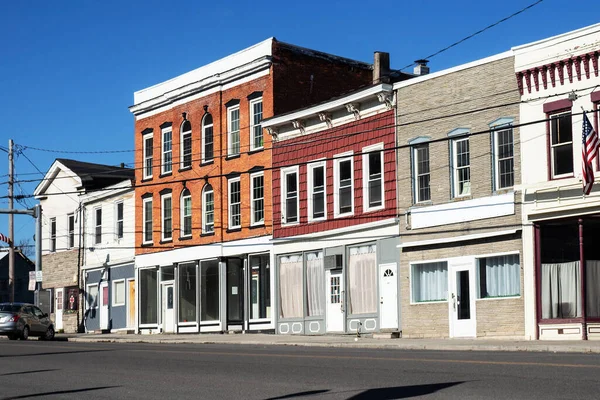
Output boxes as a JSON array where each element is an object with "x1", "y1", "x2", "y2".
[
  {"x1": 250, "y1": 98, "x2": 263, "y2": 151},
  {"x1": 116, "y1": 202, "x2": 124, "y2": 239},
  {"x1": 413, "y1": 144, "x2": 431, "y2": 203},
  {"x1": 334, "y1": 153, "x2": 353, "y2": 217},
  {"x1": 50, "y1": 217, "x2": 56, "y2": 252},
  {"x1": 550, "y1": 112, "x2": 573, "y2": 178},
  {"x1": 228, "y1": 178, "x2": 241, "y2": 229},
  {"x1": 162, "y1": 126, "x2": 173, "y2": 175},
  {"x1": 143, "y1": 132, "x2": 153, "y2": 179},
  {"x1": 202, "y1": 113, "x2": 214, "y2": 163},
  {"x1": 227, "y1": 105, "x2": 240, "y2": 156},
  {"x1": 308, "y1": 161, "x2": 326, "y2": 222},
  {"x1": 180, "y1": 120, "x2": 192, "y2": 169},
  {"x1": 180, "y1": 189, "x2": 192, "y2": 238},
  {"x1": 94, "y1": 208, "x2": 102, "y2": 245},
  {"x1": 202, "y1": 184, "x2": 214, "y2": 234},
  {"x1": 281, "y1": 166, "x2": 299, "y2": 225},
  {"x1": 143, "y1": 197, "x2": 153, "y2": 244},
  {"x1": 161, "y1": 194, "x2": 172, "y2": 241},
  {"x1": 67, "y1": 214, "x2": 75, "y2": 248},
  {"x1": 452, "y1": 138, "x2": 470, "y2": 197},
  {"x1": 493, "y1": 125, "x2": 515, "y2": 189},
  {"x1": 363, "y1": 144, "x2": 384, "y2": 211},
  {"x1": 251, "y1": 172, "x2": 265, "y2": 226}
]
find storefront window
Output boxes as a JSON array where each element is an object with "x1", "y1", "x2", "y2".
[
  {"x1": 249, "y1": 253, "x2": 271, "y2": 320},
  {"x1": 306, "y1": 252, "x2": 324, "y2": 317},
  {"x1": 179, "y1": 263, "x2": 196, "y2": 323},
  {"x1": 161, "y1": 266, "x2": 175, "y2": 281},
  {"x1": 586, "y1": 261, "x2": 600, "y2": 318},
  {"x1": 279, "y1": 254, "x2": 303, "y2": 319},
  {"x1": 140, "y1": 269, "x2": 158, "y2": 325},
  {"x1": 201, "y1": 260, "x2": 219, "y2": 321},
  {"x1": 348, "y1": 245, "x2": 377, "y2": 314}
]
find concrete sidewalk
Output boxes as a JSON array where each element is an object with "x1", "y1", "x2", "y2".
[{"x1": 61, "y1": 332, "x2": 600, "y2": 354}]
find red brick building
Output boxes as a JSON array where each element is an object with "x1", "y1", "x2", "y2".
[
  {"x1": 263, "y1": 62, "x2": 411, "y2": 335},
  {"x1": 130, "y1": 38, "x2": 375, "y2": 334}
]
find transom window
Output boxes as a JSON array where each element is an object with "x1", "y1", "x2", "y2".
[
  {"x1": 181, "y1": 189, "x2": 192, "y2": 237},
  {"x1": 202, "y1": 113, "x2": 213, "y2": 163},
  {"x1": 281, "y1": 167, "x2": 299, "y2": 224},
  {"x1": 228, "y1": 178, "x2": 241, "y2": 229},
  {"x1": 143, "y1": 198, "x2": 153, "y2": 243},
  {"x1": 228, "y1": 106, "x2": 240, "y2": 156},
  {"x1": 550, "y1": 112, "x2": 573, "y2": 178},
  {"x1": 161, "y1": 194, "x2": 172, "y2": 241},
  {"x1": 161, "y1": 126, "x2": 173, "y2": 175},
  {"x1": 363, "y1": 144, "x2": 384, "y2": 211},
  {"x1": 452, "y1": 138, "x2": 470, "y2": 197},
  {"x1": 202, "y1": 184, "x2": 214, "y2": 234},
  {"x1": 494, "y1": 127, "x2": 515, "y2": 189},
  {"x1": 250, "y1": 98, "x2": 263, "y2": 151},
  {"x1": 180, "y1": 120, "x2": 192, "y2": 169},
  {"x1": 143, "y1": 133, "x2": 153, "y2": 179},
  {"x1": 413, "y1": 144, "x2": 430, "y2": 203},
  {"x1": 251, "y1": 173, "x2": 265, "y2": 226},
  {"x1": 308, "y1": 162, "x2": 326, "y2": 221},
  {"x1": 334, "y1": 154, "x2": 353, "y2": 217}
]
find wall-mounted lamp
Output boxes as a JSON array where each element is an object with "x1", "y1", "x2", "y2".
[{"x1": 568, "y1": 91, "x2": 578, "y2": 101}]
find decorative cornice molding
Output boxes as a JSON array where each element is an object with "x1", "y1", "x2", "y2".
[
  {"x1": 377, "y1": 92, "x2": 394, "y2": 110},
  {"x1": 266, "y1": 127, "x2": 278, "y2": 138},
  {"x1": 291, "y1": 120, "x2": 305, "y2": 134},
  {"x1": 318, "y1": 112, "x2": 333, "y2": 128},
  {"x1": 345, "y1": 102, "x2": 360, "y2": 120}
]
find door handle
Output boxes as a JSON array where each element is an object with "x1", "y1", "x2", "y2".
[
  {"x1": 451, "y1": 293, "x2": 456, "y2": 311},
  {"x1": 380, "y1": 296, "x2": 384, "y2": 305}
]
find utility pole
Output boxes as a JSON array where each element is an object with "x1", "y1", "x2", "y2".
[{"x1": 8, "y1": 139, "x2": 14, "y2": 303}]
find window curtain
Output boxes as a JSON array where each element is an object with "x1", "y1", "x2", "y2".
[
  {"x1": 541, "y1": 261, "x2": 581, "y2": 319},
  {"x1": 482, "y1": 255, "x2": 520, "y2": 297},
  {"x1": 586, "y1": 260, "x2": 600, "y2": 318},
  {"x1": 412, "y1": 262, "x2": 448, "y2": 302},
  {"x1": 348, "y1": 245, "x2": 377, "y2": 315},
  {"x1": 306, "y1": 252, "x2": 324, "y2": 317},
  {"x1": 279, "y1": 255, "x2": 303, "y2": 319}
]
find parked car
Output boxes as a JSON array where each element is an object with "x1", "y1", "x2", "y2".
[{"x1": 0, "y1": 303, "x2": 55, "y2": 340}]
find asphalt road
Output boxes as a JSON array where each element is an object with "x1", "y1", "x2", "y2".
[{"x1": 0, "y1": 341, "x2": 599, "y2": 399}]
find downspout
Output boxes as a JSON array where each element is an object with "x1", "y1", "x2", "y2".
[{"x1": 77, "y1": 201, "x2": 84, "y2": 333}]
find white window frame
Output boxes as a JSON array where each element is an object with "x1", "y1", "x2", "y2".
[
  {"x1": 476, "y1": 251, "x2": 521, "y2": 300},
  {"x1": 161, "y1": 193, "x2": 173, "y2": 241},
  {"x1": 143, "y1": 132, "x2": 153, "y2": 179},
  {"x1": 249, "y1": 98, "x2": 263, "y2": 151},
  {"x1": 180, "y1": 189, "x2": 192, "y2": 238},
  {"x1": 67, "y1": 214, "x2": 75, "y2": 249},
  {"x1": 362, "y1": 143, "x2": 384, "y2": 212},
  {"x1": 451, "y1": 137, "x2": 471, "y2": 198},
  {"x1": 412, "y1": 143, "x2": 431, "y2": 203},
  {"x1": 142, "y1": 197, "x2": 153, "y2": 244},
  {"x1": 49, "y1": 217, "x2": 56, "y2": 252},
  {"x1": 333, "y1": 152, "x2": 354, "y2": 218},
  {"x1": 227, "y1": 105, "x2": 241, "y2": 156},
  {"x1": 112, "y1": 279, "x2": 126, "y2": 306},
  {"x1": 94, "y1": 207, "x2": 102, "y2": 245},
  {"x1": 250, "y1": 172, "x2": 265, "y2": 226},
  {"x1": 281, "y1": 166, "x2": 300, "y2": 226},
  {"x1": 202, "y1": 113, "x2": 214, "y2": 163},
  {"x1": 161, "y1": 126, "x2": 173, "y2": 175},
  {"x1": 549, "y1": 111, "x2": 574, "y2": 179},
  {"x1": 307, "y1": 160, "x2": 327, "y2": 222},
  {"x1": 228, "y1": 177, "x2": 241, "y2": 229},
  {"x1": 493, "y1": 125, "x2": 515, "y2": 190},
  {"x1": 180, "y1": 120, "x2": 192, "y2": 170},
  {"x1": 409, "y1": 260, "x2": 449, "y2": 304},
  {"x1": 86, "y1": 283, "x2": 99, "y2": 310},
  {"x1": 202, "y1": 184, "x2": 214, "y2": 234},
  {"x1": 115, "y1": 201, "x2": 124, "y2": 240}
]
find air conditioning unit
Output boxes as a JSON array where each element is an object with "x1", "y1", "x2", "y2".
[{"x1": 324, "y1": 254, "x2": 343, "y2": 270}]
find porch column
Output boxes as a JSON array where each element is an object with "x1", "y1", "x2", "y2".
[{"x1": 579, "y1": 219, "x2": 587, "y2": 340}]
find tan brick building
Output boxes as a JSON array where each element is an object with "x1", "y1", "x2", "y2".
[{"x1": 394, "y1": 53, "x2": 524, "y2": 338}]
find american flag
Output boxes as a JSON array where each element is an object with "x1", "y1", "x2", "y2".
[
  {"x1": 582, "y1": 111, "x2": 599, "y2": 195},
  {"x1": 0, "y1": 233, "x2": 11, "y2": 245}
]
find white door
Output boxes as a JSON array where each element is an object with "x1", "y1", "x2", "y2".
[
  {"x1": 100, "y1": 282, "x2": 109, "y2": 330},
  {"x1": 449, "y1": 260, "x2": 476, "y2": 337},
  {"x1": 162, "y1": 284, "x2": 175, "y2": 333},
  {"x1": 379, "y1": 263, "x2": 398, "y2": 330},
  {"x1": 55, "y1": 288, "x2": 63, "y2": 331},
  {"x1": 326, "y1": 270, "x2": 344, "y2": 332}
]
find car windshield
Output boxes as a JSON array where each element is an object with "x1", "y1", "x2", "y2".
[{"x1": 0, "y1": 304, "x2": 22, "y2": 312}]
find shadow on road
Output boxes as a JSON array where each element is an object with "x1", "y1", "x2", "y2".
[
  {"x1": 348, "y1": 381, "x2": 466, "y2": 399},
  {"x1": 265, "y1": 390, "x2": 330, "y2": 399},
  {"x1": 0, "y1": 369, "x2": 59, "y2": 377},
  {"x1": 0, "y1": 349, "x2": 111, "y2": 359},
  {"x1": 0, "y1": 386, "x2": 120, "y2": 399}
]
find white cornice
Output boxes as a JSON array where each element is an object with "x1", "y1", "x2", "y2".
[
  {"x1": 271, "y1": 218, "x2": 398, "y2": 243},
  {"x1": 512, "y1": 23, "x2": 600, "y2": 53},
  {"x1": 33, "y1": 160, "x2": 82, "y2": 198}
]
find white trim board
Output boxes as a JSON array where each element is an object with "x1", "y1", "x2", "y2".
[{"x1": 398, "y1": 229, "x2": 520, "y2": 249}]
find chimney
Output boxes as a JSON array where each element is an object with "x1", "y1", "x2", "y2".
[
  {"x1": 120, "y1": 163, "x2": 125, "y2": 168},
  {"x1": 414, "y1": 59, "x2": 430, "y2": 76},
  {"x1": 373, "y1": 51, "x2": 390, "y2": 84}
]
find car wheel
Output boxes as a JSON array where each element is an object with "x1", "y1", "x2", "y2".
[
  {"x1": 8, "y1": 334, "x2": 18, "y2": 340},
  {"x1": 43, "y1": 326, "x2": 55, "y2": 341},
  {"x1": 20, "y1": 326, "x2": 29, "y2": 341}
]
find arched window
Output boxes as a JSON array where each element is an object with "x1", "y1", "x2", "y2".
[
  {"x1": 202, "y1": 114, "x2": 213, "y2": 163},
  {"x1": 202, "y1": 184, "x2": 214, "y2": 234},
  {"x1": 180, "y1": 188, "x2": 192, "y2": 237},
  {"x1": 180, "y1": 120, "x2": 192, "y2": 169}
]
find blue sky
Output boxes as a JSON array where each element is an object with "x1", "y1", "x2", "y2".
[{"x1": 0, "y1": 0, "x2": 598, "y2": 252}]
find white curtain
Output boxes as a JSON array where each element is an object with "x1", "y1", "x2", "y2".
[
  {"x1": 306, "y1": 252, "x2": 324, "y2": 317},
  {"x1": 586, "y1": 260, "x2": 600, "y2": 318},
  {"x1": 541, "y1": 261, "x2": 581, "y2": 319},
  {"x1": 348, "y1": 245, "x2": 377, "y2": 315},
  {"x1": 482, "y1": 254, "x2": 520, "y2": 297},
  {"x1": 279, "y1": 255, "x2": 303, "y2": 319},
  {"x1": 412, "y1": 262, "x2": 448, "y2": 302}
]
